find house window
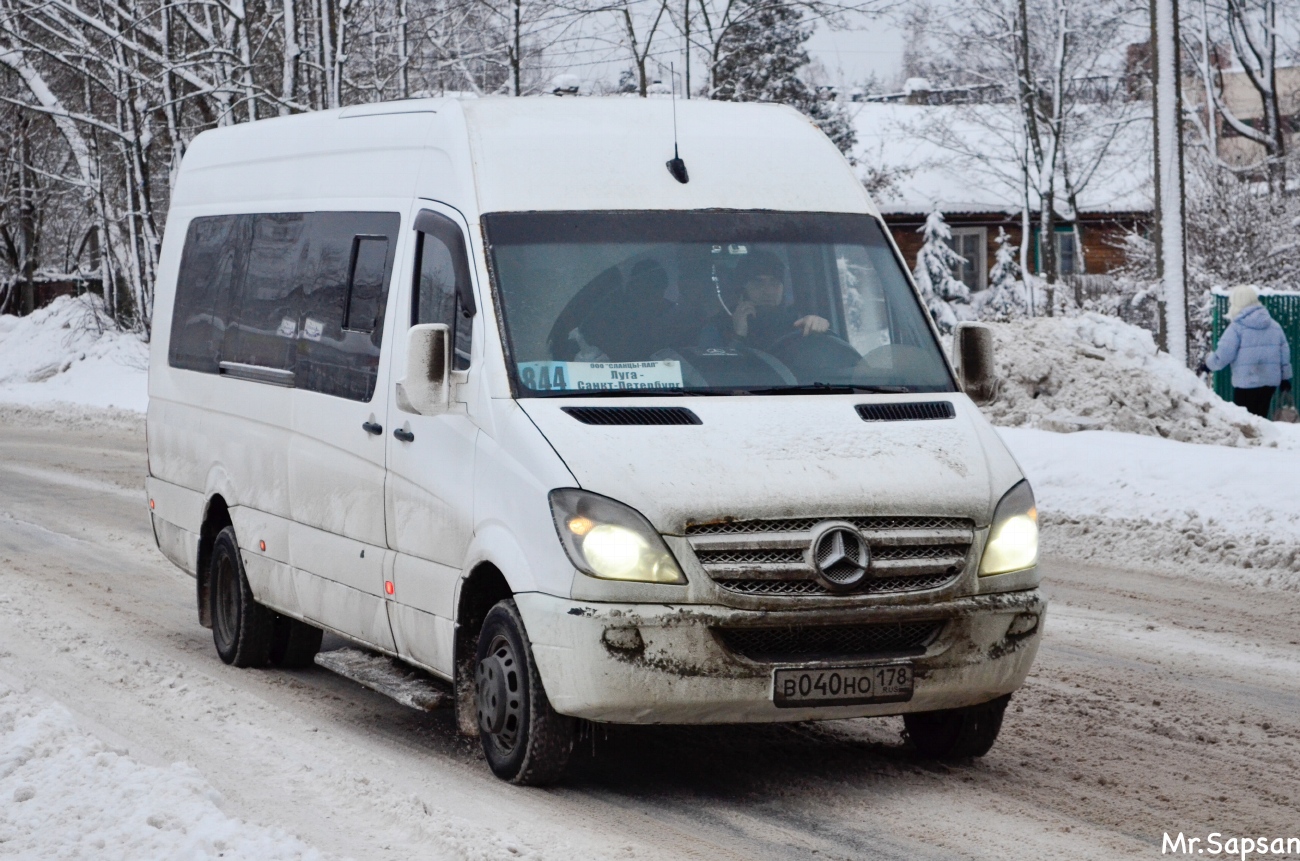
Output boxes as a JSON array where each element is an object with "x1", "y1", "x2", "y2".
[
  {"x1": 1057, "y1": 230, "x2": 1080, "y2": 275},
  {"x1": 947, "y1": 227, "x2": 986, "y2": 291}
]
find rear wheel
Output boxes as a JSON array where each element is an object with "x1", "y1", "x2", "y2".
[
  {"x1": 269, "y1": 616, "x2": 323, "y2": 668},
  {"x1": 209, "y1": 526, "x2": 275, "y2": 668},
  {"x1": 904, "y1": 695, "x2": 1010, "y2": 759},
  {"x1": 475, "y1": 600, "x2": 575, "y2": 785}
]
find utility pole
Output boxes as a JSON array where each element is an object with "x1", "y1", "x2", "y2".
[{"x1": 1150, "y1": 0, "x2": 1188, "y2": 363}]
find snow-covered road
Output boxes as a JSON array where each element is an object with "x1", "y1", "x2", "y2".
[{"x1": 2, "y1": 411, "x2": 1298, "y2": 860}]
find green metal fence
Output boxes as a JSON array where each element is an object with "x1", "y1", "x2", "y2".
[{"x1": 1210, "y1": 290, "x2": 1300, "y2": 415}]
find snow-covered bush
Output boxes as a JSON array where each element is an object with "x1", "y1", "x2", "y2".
[
  {"x1": 975, "y1": 227, "x2": 1028, "y2": 322},
  {"x1": 911, "y1": 210, "x2": 971, "y2": 333}
]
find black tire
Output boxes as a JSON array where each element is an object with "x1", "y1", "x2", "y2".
[
  {"x1": 269, "y1": 616, "x2": 323, "y2": 668},
  {"x1": 904, "y1": 694, "x2": 1011, "y2": 759},
  {"x1": 475, "y1": 600, "x2": 575, "y2": 785},
  {"x1": 209, "y1": 526, "x2": 276, "y2": 668}
]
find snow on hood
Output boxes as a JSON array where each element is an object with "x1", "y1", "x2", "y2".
[{"x1": 519, "y1": 395, "x2": 1017, "y2": 533}]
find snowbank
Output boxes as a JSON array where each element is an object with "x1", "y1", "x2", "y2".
[
  {"x1": 0, "y1": 296, "x2": 148, "y2": 412},
  {"x1": 1002, "y1": 427, "x2": 1300, "y2": 589},
  {"x1": 980, "y1": 312, "x2": 1293, "y2": 448},
  {"x1": 0, "y1": 681, "x2": 330, "y2": 860}
]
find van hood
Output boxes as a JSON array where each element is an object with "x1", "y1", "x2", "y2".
[{"x1": 518, "y1": 395, "x2": 1022, "y2": 533}]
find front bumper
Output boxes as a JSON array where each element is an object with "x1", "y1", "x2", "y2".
[{"x1": 516, "y1": 588, "x2": 1045, "y2": 724}]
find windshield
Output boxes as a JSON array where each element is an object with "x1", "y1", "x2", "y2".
[{"x1": 484, "y1": 211, "x2": 955, "y2": 397}]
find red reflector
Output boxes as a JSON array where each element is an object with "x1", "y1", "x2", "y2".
[
  {"x1": 384, "y1": 581, "x2": 395, "y2": 596},
  {"x1": 259, "y1": 540, "x2": 266, "y2": 551},
  {"x1": 149, "y1": 499, "x2": 155, "y2": 510}
]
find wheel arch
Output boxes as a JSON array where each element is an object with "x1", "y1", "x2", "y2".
[
  {"x1": 197, "y1": 494, "x2": 232, "y2": 628},
  {"x1": 452, "y1": 561, "x2": 514, "y2": 735}
]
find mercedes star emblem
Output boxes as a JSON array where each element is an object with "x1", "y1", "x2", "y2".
[{"x1": 809, "y1": 523, "x2": 872, "y2": 592}]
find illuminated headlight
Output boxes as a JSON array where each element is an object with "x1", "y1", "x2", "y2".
[
  {"x1": 979, "y1": 480, "x2": 1039, "y2": 576},
  {"x1": 549, "y1": 489, "x2": 686, "y2": 584}
]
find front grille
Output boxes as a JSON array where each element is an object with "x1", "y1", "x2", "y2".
[
  {"x1": 856, "y1": 401, "x2": 956, "y2": 422},
  {"x1": 686, "y1": 515, "x2": 970, "y2": 536},
  {"x1": 561, "y1": 406, "x2": 701, "y2": 426},
  {"x1": 715, "y1": 621, "x2": 944, "y2": 663},
  {"x1": 687, "y1": 515, "x2": 973, "y2": 598},
  {"x1": 714, "y1": 573, "x2": 957, "y2": 596},
  {"x1": 694, "y1": 548, "x2": 805, "y2": 566}
]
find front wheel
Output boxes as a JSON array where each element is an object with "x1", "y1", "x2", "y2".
[
  {"x1": 903, "y1": 695, "x2": 1010, "y2": 759},
  {"x1": 475, "y1": 600, "x2": 575, "y2": 785}
]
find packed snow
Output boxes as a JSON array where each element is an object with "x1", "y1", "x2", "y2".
[
  {"x1": 0, "y1": 678, "x2": 329, "y2": 860},
  {"x1": 979, "y1": 312, "x2": 1293, "y2": 448},
  {"x1": 0, "y1": 295, "x2": 149, "y2": 412},
  {"x1": 1003, "y1": 428, "x2": 1300, "y2": 589}
]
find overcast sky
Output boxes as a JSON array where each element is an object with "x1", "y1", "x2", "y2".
[{"x1": 807, "y1": 20, "x2": 907, "y2": 88}]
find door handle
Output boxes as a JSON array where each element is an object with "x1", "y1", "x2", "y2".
[
  {"x1": 362, "y1": 421, "x2": 383, "y2": 435},
  {"x1": 393, "y1": 428, "x2": 415, "y2": 443}
]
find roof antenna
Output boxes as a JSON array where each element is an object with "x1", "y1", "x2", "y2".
[{"x1": 666, "y1": 63, "x2": 689, "y2": 184}]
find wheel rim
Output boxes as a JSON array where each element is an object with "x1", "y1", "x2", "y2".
[
  {"x1": 476, "y1": 634, "x2": 523, "y2": 753},
  {"x1": 213, "y1": 551, "x2": 240, "y2": 651}
]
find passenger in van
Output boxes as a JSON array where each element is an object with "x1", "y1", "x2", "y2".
[{"x1": 702, "y1": 251, "x2": 830, "y2": 352}]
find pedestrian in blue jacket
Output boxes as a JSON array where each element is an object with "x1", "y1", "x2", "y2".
[{"x1": 1199, "y1": 285, "x2": 1293, "y2": 418}]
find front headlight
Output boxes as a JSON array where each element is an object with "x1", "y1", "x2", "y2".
[
  {"x1": 979, "y1": 480, "x2": 1039, "y2": 576},
  {"x1": 549, "y1": 489, "x2": 686, "y2": 584}
]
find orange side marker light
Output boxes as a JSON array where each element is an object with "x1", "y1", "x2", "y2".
[
  {"x1": 149, "y1": 499, "x2": 155, "y2": 510},
  {"x1": 259, "y1": 540, "x2": 266, "y2": 551},
  {"x1": 384, "y1": 581, "x2": 395, "y2": 596}
]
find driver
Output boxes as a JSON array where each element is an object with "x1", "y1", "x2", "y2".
[{"x1": 730, "y1": 251, "x2": 829, "y2": 349}]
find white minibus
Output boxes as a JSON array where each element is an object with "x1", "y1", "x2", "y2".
[{"x1": 146, "y1": 96, "x2": 1044, "y2": 785}]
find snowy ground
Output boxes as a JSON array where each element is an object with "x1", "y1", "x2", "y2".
[
  {"x1": 0, "y1": 296, "x2": 149, "y2": 413},
  {"x1": 0, "y1": 679, "x2": 325, "y2": 860},
  {"x1": 3, "y1": 306, "x2": 1299, "y2": 856},
  {"x1": 3, "y1": 417, "x2": 1300, "y2": 859}
]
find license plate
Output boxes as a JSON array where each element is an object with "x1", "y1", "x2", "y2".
[{"x1": 772, "y1": 663, "x2": 914, "y2": 708}]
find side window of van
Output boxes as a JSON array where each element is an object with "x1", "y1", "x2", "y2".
[
  {"x1": 169, "y1": 215, "x2": 245, "y2": 373},
  {"x1": 296, "y1": 212, "x2": 400, "y2": 402},
  {"x1": 222, "y1": 213, "x2": 309, "y2": 372},
  {"x1": 168, "y1": 210, "x2": 400, "y2": 402},
  {"x1": 413, "y1": 213, "x2": 473, "y2": 371}
]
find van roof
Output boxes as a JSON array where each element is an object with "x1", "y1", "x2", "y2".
[{"x1": 174, "y1": 97, "x2": 878, "y2": 217}]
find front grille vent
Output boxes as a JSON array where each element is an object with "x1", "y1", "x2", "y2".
[
  {"x1": 713, "y1": 574, "x2": 957, "y2": 597},
  {"x1": 856, "y1": 401, "x2": 955, "y2": 422},
  {"x1": 715, "y1": 621, "x2": 944, "y2": 663},
  {"x1": 687, "y1": 515, "x2": 973, "y2": 599},
  {"x1": 561, "y1": 406, "x2": 702, "y2": 426},
  {"x1": 687, "y1": 515, "x2": 970, "y2": 536}
]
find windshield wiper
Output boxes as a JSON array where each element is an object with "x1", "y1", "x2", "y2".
[{"x1": 744, "y1": 383, "x2": 913, "y2": 395}]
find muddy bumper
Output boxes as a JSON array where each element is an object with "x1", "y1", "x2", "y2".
[{"x1": 516, "y1": 589, "x2": 1045, "y2": 724}]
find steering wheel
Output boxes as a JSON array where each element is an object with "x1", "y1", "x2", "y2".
[{"x1": 768, "y1": 330, "x2": 863, "y2": 382}]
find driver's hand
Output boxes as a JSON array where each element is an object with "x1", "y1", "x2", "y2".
[
  {"x1": 794, "y1": 315, "x2": 830, "y2": 335},
  {"x1": 733, "y1": 301, "x2": 757, "y2": 337}
]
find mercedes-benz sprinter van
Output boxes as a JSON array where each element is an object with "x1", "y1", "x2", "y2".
[{"x1": 146, "y1": 97, "x2": 1044, "y2": 785}]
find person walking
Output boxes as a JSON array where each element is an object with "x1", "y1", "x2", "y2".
[{"x1": 1200, "y1": 285, "x2": 1293, "y2": 418}]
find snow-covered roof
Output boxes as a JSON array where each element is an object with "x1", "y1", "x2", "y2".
[{"x1": 848, "y1": 103, "x2": 1153, "y2": 217}]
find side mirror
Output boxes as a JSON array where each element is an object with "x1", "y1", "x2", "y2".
[
  {"x1": 954, "y1": 322, "x2": 998, "y2": 405},
  {"x1": 396, "y1": 323, "x2": 450, "y2": 415}
]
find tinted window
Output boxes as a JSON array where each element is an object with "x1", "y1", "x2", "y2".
[
  {"x1": 169, "y1": 216, "x2": 244, "y2": 373},
  {"x1": 297, "y1": 214, "x2": 399, "y2": 401},
  {"x1": 222, "y1": 213, "x2": 309, "y2": 371},
  {"x1": 414, "y1": 214, "x2": 473, "y2": 370},
  {"x1": 167, "y1": 210, "x2": 400, "y2": 402}
]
